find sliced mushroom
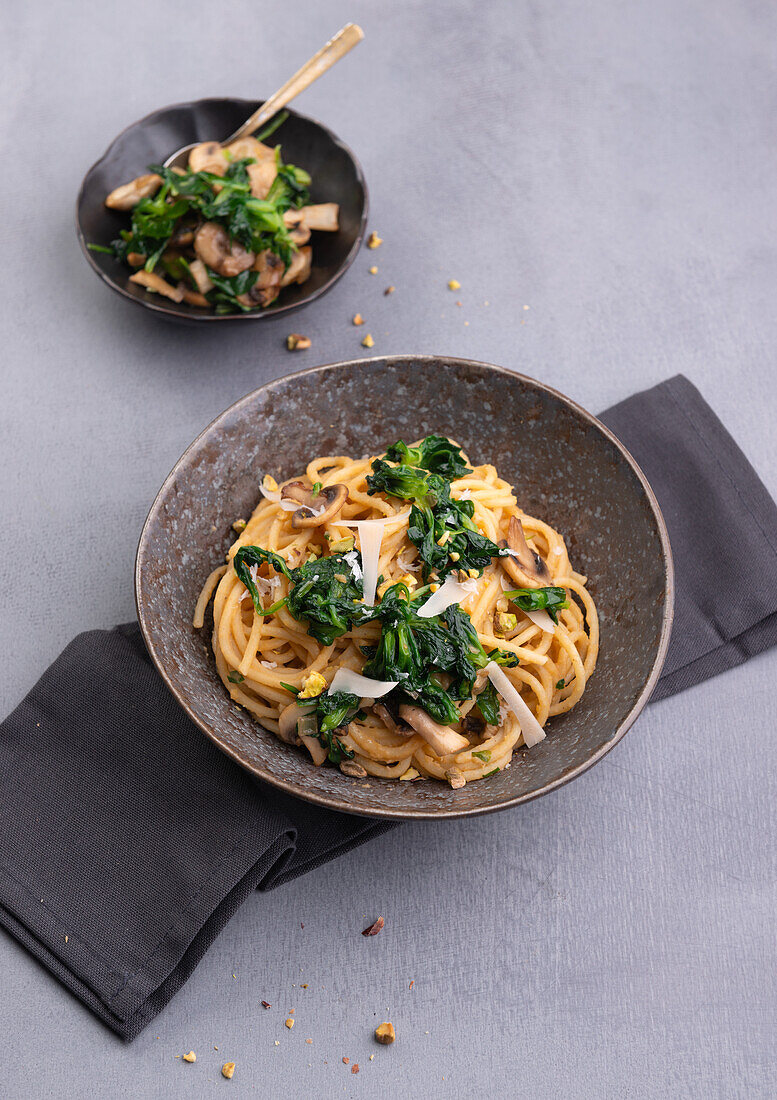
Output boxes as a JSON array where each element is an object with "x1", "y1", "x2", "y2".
[
  {"x1": 298, "y1": 203, "x2": 340, "y2": 232},
  {"x1": 282, "y1": 481, "x2": 348, "y2": 529},
  {"x1": 462, "y1": 712, "x2": 486, "y2": 736},
  {"x1": 179, "y1": 285, "x2": 210, "y2": 307},
  {"x1": 128, "y1": 270, "x2": 183, "y2": 302},
  {"x1": 373, "y1": 703, "x2": 414, "y2": 738},
  {"x1": 247, "y1": 159, "x2": 278, "y2": 199},
  {"x1": 499, "y1": 516, "x2": 551, "y2": 589},
  {"x1": 225, "y1": 136, "x2": 276, "y2": 162},
  {"x1": 194, "y1": 222, "x2": 255, "y2": 277},
  {"x1": 186, "y1": 258, "x2": 214, "y2": 296},
  {"x1": 281, "y1": 246, "x2": 312, "y2": 288},
  {"x1": 300, "y1": 734, "x2": 328, "y2": 766},
  {"x1": 282, "y1": 209, "x2": 312, "y2": 246},
  {"x1": 398, "y1": 705, "x2": 470, "y2": 756},
  {"x1": 340, "y1": 759, "x2": 368, "y2": 778},
  {"x1": 169, "y1": 224, "x2": 196, "y2": 248},
  {"x1": 188, "y1": 142, "x2": 228, "y2": 175},
  {"x1": 126, "y1": 252, "x2": 146, "y2": 267},
  {"x1": 105, "y1": 173, "x2": 162, "y2": 210},
  {"x1": 236, "y1": 283, "x2": 280, "y2": 310},
  {"x1": 277, "y1": 701, "x2": 316, "y2": 744},
  {"x1": 253, "y1": 250, "x2": 285, "y2": 290}
]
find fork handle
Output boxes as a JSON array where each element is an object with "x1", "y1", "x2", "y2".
[{"x1": 226, "y1": 23, "x2": 364, "y2": 144}]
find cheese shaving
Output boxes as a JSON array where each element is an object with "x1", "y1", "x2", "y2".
[
  {"x1": 417, "y1": 574, "x2": 479, "y2": 619},
  {"x1": 524, "y1": 609, "x2": 555, "y2": 633},
  {"x1": 328, "y1": 668, "x2": 399, "y2": 698},
  {"x1": 354, "y1": 521, "x2": 383, "y2": 605},
  {"x1": 484, "y1": 661, "x2": 546, "y2": 748}
]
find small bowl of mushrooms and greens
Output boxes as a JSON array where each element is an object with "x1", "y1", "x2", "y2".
[{"x1": 76, "y1": 98, "x2": 367, "y2": 322}]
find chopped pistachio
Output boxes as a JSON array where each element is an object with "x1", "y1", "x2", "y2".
[
  {"x1": 352, "y1": 313, "x2": 365, "y2": 325},
  {"x1": 374, "y1": 1022, "x2": 396, "y2": 1045},
  {"x1": 447, "y1": 279, "x2": 461, "y2": 290},
  {"x1": 362, "y1": 333, "x2": 375, "y2": 348},
  {"x1": 222, "y1": 1062, "x2": 236, "y2": 1079},
  {"x1": 299, "y1": 670, "x2": 327, "y2": 698},
  {"x1": 183, "y1": 1051, "x2": 196, "y2": 1063},
  {"x1": 367, "y1": 231, "x2": 383, "y2": 249},
  {"x1": 368, "y1": 265, "x2": 378, "y2": 275},
  {"x1": 286, "y1": 333, "x2": 311, "y2": 351},
  {"x1": 399, "y1": 767, "x2": 420, "y2": 781}
]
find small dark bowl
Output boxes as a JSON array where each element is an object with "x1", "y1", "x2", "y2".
[
  {"x1": 76, "y1": 97, "x2": 368, "y2": 322},
  {"x1": 136, "y1": 357, "x2": 673, "y2": 820}
]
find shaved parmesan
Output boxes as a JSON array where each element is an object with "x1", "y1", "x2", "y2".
[
  {"x1": 455, "y1": 488, "x2": 472, "y2": 500},
  {"x1": 259, "y1": 479, "x2": 282, "y2": 502},
  {"x1": 417, "y1": 574, "x2": 479, "y2": 619},
  {"x1": 484, "y1": 661, "x2": 546, "y2": 748},
  {"x1": 335, "y1": 510, "x2": 412, "y2": 529},
  {"x1": 524, "y1": 609, "x2": 555, "y2": 633},
  {"x1": 279, "y1": 499, "x2": 300, "y2": 512},
  {"x1": 327, "y1": 668, "x2": 399, "y2": 698},
  {"x1": 355, "y1": 521, "x2": 383, "y2": 605}
]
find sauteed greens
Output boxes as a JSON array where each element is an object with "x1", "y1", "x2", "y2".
[{"x1": 91, "y1": 128, "x2": 339, "y2": 313}]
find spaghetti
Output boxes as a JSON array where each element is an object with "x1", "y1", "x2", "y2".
[{"x1": 195, "y1": 438, "x2": 599, "y2": 787}]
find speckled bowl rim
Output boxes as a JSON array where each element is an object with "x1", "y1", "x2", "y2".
[
  {"x1": 135, "y1": 356, "x2": 674, "y2": 820},
  {"x1": 75, "y1": 96, "x2": 369, "y2": 322}
]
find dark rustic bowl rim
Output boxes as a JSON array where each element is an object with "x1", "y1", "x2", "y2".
[
  {"x1": 135, "y1": 355, "x2": 675, "y2": 820},
  {"x1": 75, "y1": 96, "x2": 369, "y2": 322}
]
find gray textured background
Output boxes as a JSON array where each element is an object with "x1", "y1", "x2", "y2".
[{"x1": 1, "y1": 1, "x2": 776, "y2": 1096}]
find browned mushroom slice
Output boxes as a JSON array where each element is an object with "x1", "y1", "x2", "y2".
[
  {"x1": 179, "y1": 286, "x2": 210, "y2": 307},
  {"x1": 187, "y1": 259, "x2": 214, "y2": 295},
  {"x1": 194, "y1": 222, "x2": 255, "y2": 277},
  {"x1": 398, "y1": 705, "x2": 469, "y2": 756},
  {"x1": 188, "y1": 141, "x2": 228, "y2": 175},
  {"x1": 281, "y1": 481, "x2": 349, "y2": 528},
  {"x1": 105, "y1": 173, "x2": 162, "y2": 210},
  {"x1": 277, "y1": 701, "x2": 316, "y2": 744},
  {"x1": 247, "y1": 159, "x2": 278, "y2": 199},
  {"x1": 169, "y1": 224, "x2": 196, "y2": 248},
  {"x1": 236, "y1": 284, "x2": 280, "y2": 310},
  {"x1": 282, "y1": 209, "x2": 312, "y2": 246},
  {"x1": 225, "y1": 136, "x2": 275, "y2": 162},
  {"x1": 281, "y1": 246, "x2": 312, "y2": 288},
  {"x1": 499, "y1": 516, "x2": 551, "y2": 589},
  {"x1": 128, "y1": 270, "x2": 184, "y2": 302},
  {"x1": 299, "y1": 203, "x2": 340, "y2": 232},
  {"x1": 253, "y1": 250, "x2": 285, "y2": 290}
]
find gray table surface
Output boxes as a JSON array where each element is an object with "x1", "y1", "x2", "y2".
[{"x1": 2, "y1": 1, "x2": 776, "y2": 1096}]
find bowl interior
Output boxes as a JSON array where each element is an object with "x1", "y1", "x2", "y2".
[
  {"x1": 136, "y1": 357, "x2": 672, "y2": 819},
  {"x1": 76, "y1": 98, "x2": 367, "y2": 321}
]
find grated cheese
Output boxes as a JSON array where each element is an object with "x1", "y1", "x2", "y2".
[{"x1": 524, "y1": 609, "x2": 556, "y2": 633}]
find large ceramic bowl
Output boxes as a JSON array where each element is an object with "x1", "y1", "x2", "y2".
[
  {"x1": 76, "y1": 98, "x2": 367, "y2": 323},
  {"x1": 136, "y1": 356, "x2": 673, "y2": 819}
]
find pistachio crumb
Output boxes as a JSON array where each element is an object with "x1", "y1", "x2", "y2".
[
  {"x1": 369, "y1": 1054, "x2": 375, "y2": 1061},
  {"x1": 221, "y1": 1062, "x2": 235, "y2": 1079},
  {"x1": 445, "y1": 767, "x2": 466, "y2": 789},
  {"x1": 447, "y1": 279, "x2": 461, "y2": 290},
  {"x1": 352, "y1": 313, "x2": 365, "y2": 325},
  {"x1": 375, "y1": 1022, "x2": 396, "y2": 1045},
  {"x1": 286, "y1": 333, "x2": 312, "y2": 351},
  {"x1": 368, "y1": 265, "x2": 378, "y2": 275},
  {"x1": 285, "y1": 1017, "x2": 295, "y2": 1029},
  {"x1": 399, "y1": 767, "x2": 420, "y2": 781},
  {"x1": 183, "y1": 1051, "x2": 196, "y2": 1063},
  {"x1": 361, "y1": 333, "x2": 375, "y2": 348},
  {"x1": 367, "y1": 232, "x2": 383, "y2": 249},
  {"x1": 384, "y1": 285, "x2": 395, "y2": 295}
]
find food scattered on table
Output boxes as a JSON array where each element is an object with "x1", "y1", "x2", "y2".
[
  {"x1": 352, "y1": 313, "x2": 365, "y2": 325},
  {"x1": 286, "y1": 333, "x2": 312, "y2": 350},
  {"x1": 384, "y1": 285, "x2": 395, "y2": 295},
  {"x1": 447, "y1": 279, "x2": 461, "y2": 290},
  {"x1": 221, "y1": 1062, "x2": 236, "y2": 1079},
  {"x1": 362, "y1": 916, "x2": 385, "y2": 936},
  {"x1": 285, "y1": 1017, "x2": 295, "y2": 1029},
  {"x1": 375, "y1": 1022, "x2": 396, "y2": 1044},
  {"x1": 361, "y1": 333, "x2": 375, "y2": 347},
  {"x1": 369, "y1": 265, "x2": 378, "y2": 274},
  {"x1": 367, "y1": 232, "x2": 383, "y2": 249},
  {"x1": 182, "y1": 1050, "x2": 196, "y2": 1063}
]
